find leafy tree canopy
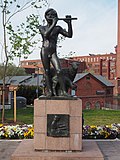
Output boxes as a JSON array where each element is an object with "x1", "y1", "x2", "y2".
[
  {"x1": 0, "y1": 63, "x2": 27, "y2": 79},
  {"x1": 0, "y1": 0, "x2": 49, "y2": 62}
]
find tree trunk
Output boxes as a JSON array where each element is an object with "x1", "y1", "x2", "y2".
[
  {"x1": 2, "y1": 79, "x2": 5, "y2": 123},
  {"x1": 2, "y1": 4, "x2": 8, "y2": 123}
]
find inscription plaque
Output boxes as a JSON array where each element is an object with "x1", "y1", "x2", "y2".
[{"x1": 47, "y1": 114, "x2": 69, "y2": 137}]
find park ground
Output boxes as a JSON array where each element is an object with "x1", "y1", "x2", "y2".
[{"x1": 1, "y1": 106, "x2": 120, "y2": 125}]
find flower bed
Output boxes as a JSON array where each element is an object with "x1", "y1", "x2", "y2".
[
  {"x1": 0, "y1": 123, "x2": 120, "y2": 139},
  {"x1": 83, "y1": 123, "x2": 120, "y2": 139},
  {"x1": 0, "y1": 124, "x2": 34, "y2": 139}
]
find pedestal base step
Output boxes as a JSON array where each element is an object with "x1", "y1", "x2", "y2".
[{"x1": 11, "y1": 139, "x2": 104, "y2": 160}]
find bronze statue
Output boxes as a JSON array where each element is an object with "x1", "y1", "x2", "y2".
[
  {"x1": 39, "y1": 8, "x2": 77, "y2": 97},
  {"x1": 50, "y1": 62, "x2": 79, "y2": 96}
]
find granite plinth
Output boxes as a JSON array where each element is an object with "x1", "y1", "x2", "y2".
[
  {"x1": 39, "y1": 95, "x2": 78, "y2": 100},
  {"x1": 34, "y1": 98, "x2": 82, "y2": 151},
  {"x1": 11, "y1": 139, "x2": 104, "y2": 160}
]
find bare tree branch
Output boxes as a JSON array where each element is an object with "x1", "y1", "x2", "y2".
[{"x1": 6, "y1": 0, "x2": 37, "y2": 24}]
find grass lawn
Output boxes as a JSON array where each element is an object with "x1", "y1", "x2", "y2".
[
  {"x1": 83, "y1": 109, "x2": 120, "y2": 126},
  {"x1": 0, "y1": 106, "x2": 34, "y2": 124},
  {"x1": 0, "y1": 107, "x2": 120, "y2": 126}
]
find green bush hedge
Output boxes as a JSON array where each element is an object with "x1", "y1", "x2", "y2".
[{"x1": 17, "y1": 85, "x2": 43, "y2": 104}]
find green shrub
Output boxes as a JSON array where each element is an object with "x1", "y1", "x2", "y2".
[{"x1": 17, "y1": 85, "x2": 43, "y2": 104}]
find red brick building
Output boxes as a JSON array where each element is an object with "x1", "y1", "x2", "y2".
[
  {"x1": 20, "y1": 59, "x2": 44, "y2": 74},
  {"x1": 20, "y1": 58, "x2": 76, "y2": 74},
  {"x1": 20, "y1": 53, "x2": 116, "y2": 88},
  {"x1": 20, "y1": 58, "x2": 115, "y2": 109},
  {"x1": 116, "y1": 0, "x2": 120, "y2": 96},
  {"x1": 70, "y1": 53, "x2": 116, "y2": 80},
  {"x1": 20, "y1": 53, "x2": 116, "y2": 79},
  {"x1": 74, "y1": 73, "x2": 114, "y2": 109}
]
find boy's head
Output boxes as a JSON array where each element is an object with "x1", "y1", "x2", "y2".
[{"x1": 45, "y1": 8, "x2": 58, "y2": 21}]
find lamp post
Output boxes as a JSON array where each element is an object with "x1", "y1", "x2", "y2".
[
  {"x1": 36, "y1": 66, "x2": 39, "y2": 98},
  {"x1": 33, "y1": 64, "x2": 40, "y2": 98}
]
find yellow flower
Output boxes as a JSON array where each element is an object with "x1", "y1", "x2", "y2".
[
  {"x1": 5, "y1": 134, "x2": 8, "y2": 138},
  {"x1": 0, "y1": 124, "x2": 3, "y2": 127},
  {"x1": 105, "y1": 131, "x2": 110, "y2": 138},
  {"x1": 106, "y1": 125, "x2": 111, "y2": 128},
  {"x1": 91, "y1": 125, "x2": 96, "y2": 129},
  {"x1": 24, "y1": 132, "x2": 28, "y2": 138}
]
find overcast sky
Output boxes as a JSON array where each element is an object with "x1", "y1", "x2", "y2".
[
  {"x1": 26, "y1": 0, "x2": 118, "y2": 61},
  {"x1": 0, "y1": 0, "x2": 118, "y2": 64}
]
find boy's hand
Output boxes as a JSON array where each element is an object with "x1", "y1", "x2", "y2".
[
  {"x1": 52, "y1": 17, "x2": 58, "y2": 25},
  {"x1": 64, "y1": 15, "x2": 72, "y2": 24}
]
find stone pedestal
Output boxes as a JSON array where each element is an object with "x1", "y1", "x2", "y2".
[
  {"x1": 11, "y1": 139, "x2": 104, "y2": 160},
  {"x1": 34, "y1": 98, "x2": 82, "y2": 151},
  {"x1": 11, "y1": 98, "x2": 104, "y2": 160}
]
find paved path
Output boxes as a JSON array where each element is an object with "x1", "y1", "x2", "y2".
[
  {"x1": 0, "y1": 140, "x2": 120, "y2": 160},
  {"x1": 0, "y1": 140, "x2": 21, "y2": 160},
  {"x1": 97, "y1": 140, "x2": 120, "y2": 160}
]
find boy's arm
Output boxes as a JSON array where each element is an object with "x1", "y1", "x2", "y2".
[
  {"x1": 39, "y1": 18, "x2": 57, "y2": 38},
  {"x1": 59, "y1": 16, "x2": 73, "y2": 38},
  {"x1": 44, "y1": 18, "x2": 58, "y2": 38}
]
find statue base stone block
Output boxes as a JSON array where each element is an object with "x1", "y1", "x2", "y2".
[
  {"x1": 34, "y1": 98, "x2": 82, "y2": 151},
  {"x1": 11, "y1": 139, "x2": 104, "y2": 160},
  {"x1": 11, "y1": 98, "x2": 104, "y2": 160}
]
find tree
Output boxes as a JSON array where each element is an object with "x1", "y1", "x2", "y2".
[
  {"x1": 0, "y1": 63, "x2": 27, "y2": 80},
  {"x1": 0, "y1": 0, "x2": 49, "y2": 123},
  {"x1": 17, "y1": 85, "x2": 43, "y2": 105}
]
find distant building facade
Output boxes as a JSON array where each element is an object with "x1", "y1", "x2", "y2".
[
  {"x1": 70, "y1": 53, "x2": 116, "y2": 80},
  {"x1": 20, "y1": 53, "x2": 116, "y2": 80},
  {"x1": 0, "y1": 73, "x2": 114, "y2": 110},
  {"x1": 74, "y1": 73, "x2": 114, "y2": 109}
]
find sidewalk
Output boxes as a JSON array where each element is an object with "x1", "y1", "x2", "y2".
[
  {"x1": 97, "y1": 140, "x2": 120, "y2": 160},
  {"x1": 0, "y1": 139, "x2": 120, "y2": 160}
]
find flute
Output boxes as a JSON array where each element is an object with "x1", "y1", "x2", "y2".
[{"x1": 58, "y1": 17, "x2": 77, "y2": 20}]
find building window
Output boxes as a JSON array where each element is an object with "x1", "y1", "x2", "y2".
[
  {"x1": 86, "y1": 76, "x2": 90, "y2": 80},
  {"x1": 95, "y1": 101, "x2": 101, "y2": 109},
  {"x1": 71, "y1": 90, "x2": 76, "y2": 96},
  {"x1": 94, "y1": 69, "x2": 100, "y2": 73},
  {"x1": 102, "y1": 62, "x2": 107, "y2": 67},
  {"x1": 105, "y1": 102, "x2": 111, "y2": 108},
  {"x1": 88, "y1": 63, "x2": 92, "y2": 68},
  {"x1": 110, "y1": 61, "x2": 115, "y2": 67},
  {"x1": 102, "y1": 69, "x2": 107, "y2": 73},
  {"x1": 85, "y1": 102, "x2": 91, "y2": 109},
  {"x1": 94, "y1": 63, "x2": 99, "y2": 67}
]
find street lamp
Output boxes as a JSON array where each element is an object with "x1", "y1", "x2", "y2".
[
  {"x1": 34, "y1": 64, "x2": 39, "y2": 98},
  {"x1": 36, "y1": 67, "x2": 39, "y2": 98}
]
